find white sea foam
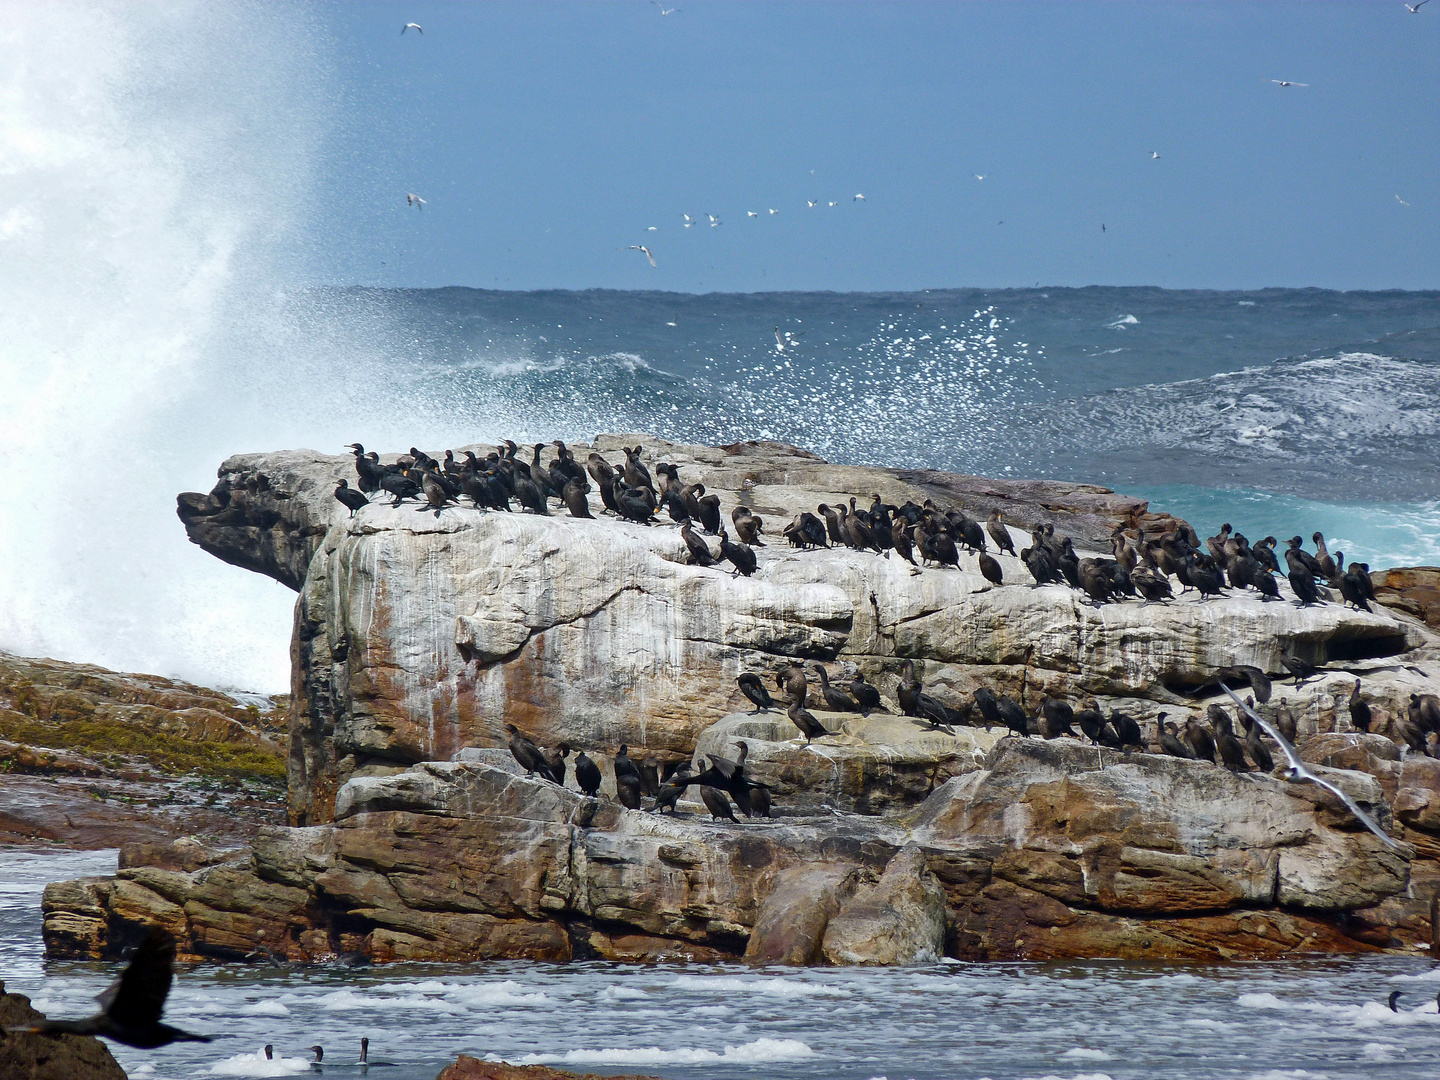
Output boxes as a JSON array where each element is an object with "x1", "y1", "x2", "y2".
[
  {"x1": 237, "y1": 1000, "x2": 291, "y2": 1016},
  {"x1": 597, "y1": 985, "x2": 649, "y2": 1001},
  {"x1": 208, "y1": 1049, "x2": 312, "y2": 1076},
  {"x1": 1237, "y1": 991, "x2": 1440, "y2": 1027},
  {"x1": 503, "y1": 1036, "x2": 817, "y2": 1066},
  {"x1": 670, "y1": 974, "x2": 851, "y2": 997},
  {"x1": 1062, "y1": 1048, "x2": 1113, "y2": 1060}
]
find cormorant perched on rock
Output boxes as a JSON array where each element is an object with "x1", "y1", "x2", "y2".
[
  {"x1": 787, "y1": 698, "x2": 828, "y2": 743},
  {"x1": 1208, "y1": 709, "x2": 1248, "y2": 772},
  {"x1": 543, "y1": 742, "x2": 570, "y2": 787},
  {"x1": 1243, "y1": 715, "x2": 1274, "y2": 772},
  {"x1": 573, "y1": 751, "x2": 602, "y2": 797},
  {"x1": 614, "y1": 745, "x2": 643, "y2": 808},
  {"x1": 1186, "y1": 553, "x2": 1225, "y2": 598},
  {"x1": 418, "y1": 469, "x2": 454, "y2": 516},
  {"x1": 972, "y1": 686, "x2": 1005, "y2": 731},
  {"x1": 1074, "y1": 702, "x2": 1107, "y2": 744},
  {"x1": 380, "y1": 470, "x2": 421, "y2": 506},
  {"x1": 977, "y1": 551, "x2": 1004, "y2": 586},
  {"x1": 920, "y1": 522, "x2": 960, "y2": 569},
  {"x1": 954, "y1": 512, "x2": 986, "y2": 554},
  {"x1": 817, "y1": 504, "x2": 845, "y2": 546},
  {"x1": 1280, "y1": 654, "x2": 1317, "y2": 685},
  {"x1": 897, "y1": 660, "x2": 955, "y2": 733},
  {"x1": 1131, "y1": 565, "x2": 1173, "y2": 602},
  {"x1": 1199, "y1": 665, "x2": 1273, "y2": 705},
  {"x1": 731, "y1": 506, "x2": 765, "y2": 546},
  {"x1": 1108, "y1": 709, "x2": 1144, "y2": 750},
  {"x1": 1077, "y1": 559, "x2": 1113, "y2": 605},
  {"x1": 622, "y1": 445, "x2": 654, "y2": 492},
  {"x1": 1274, "y1": 701, "x2": 1298, "y2": 743},
  {"x1": 587, "y1": 453, "x2": 622, "y2": 515},
  {"x1": 737, "y1": 672, "x2": 775, "y2": 713},
  {"x1": 891, "y1": 519, "x2": 919, "y2": 572},
  {"x1": 986, "y1": 509, "x2": 1016, "y2": 556},
  {"x1": 1340, "y1": 565, "x2": 1373, "y2": 612},
  {"x1": 12, "y1": 927, "x2": 211, "y2": 1048},
  {"x1": 1349, "y1": 680, "x2": 1372, "y2": 733},
  {"x1": 681, "y1": 522, "x2": 715, "y2": 566},
  {"x1": 347, "y1": 444, "x2": 384, "y2": 492},
  {"x1": 783, "y1": 511, "x2": 828, "y2": 549},
  {"x1": 334, "y1": 479, "x2": 369, "y2": 517},
  {"x1": 1253, "y1": 536, "x2": 1281, "y2": 574},
  {"x1": 640, "y1": 758, "x2": 661, "y2": 798},
  {"x1": 1039, "y1": 697, "x2": 1077, "y2": 739},
  {"x1": 747, "y1": 784, "x2": 771, "y2": 818},
  {"x1": 1312, "y1": 531, "x2": 1338, "y2": 583},
  {"x1": 813, "y1": 666, "x2": 859, "y2": 712},
  {"x1": 562, "y1": 478, "x2": 593, "y2": 518},
  {"x1": 1159, "y1": 717, "x2": 1193, "y2": 758},
  {"x1": 1286, "y1": 550, "x2": 1321, "y2": 606},
  {"x1": 1285, "y1": 536, "x2": 1325, "y2": 579},
  {"x1": 654, "y1": 761, "x2": 692, "y2": 813},
  {"x1": 1021, "y1": 544, "x2": 1061, "y2": 586},
  {"x1": 718, "y1": 529, "x2": 757, "y2": 577},
  {"x1": 1411, "y1": 693, "x2": 1440, "y2": 736},
  {"x1": 848, "y1": 672, "x2": 884, "y2": 715},
  {"x1": 505, "y1": 725, "x2": 558, "y2": 782},
  {"x1": 697, "y1": 493, "x2": 723, "y2": 536},
  {"x1": 513, "y1": 468, "x2": 549, "y2": 515},
  {"x1": 1253, "y1": 569, "x2": 1281, "y2": 601},
  {"x1": 1183, "y1": 717, "x2": 1217, "y2": 763},
  {"x1": 700, "y1": 785, "x2": 737, "y2": 822},
  {"x1": 615, "y1": 479, "x2": 659, "y2": 524},
  {"x1": 1206, "y1": 524, "x2": 1232, "y2": 565}
]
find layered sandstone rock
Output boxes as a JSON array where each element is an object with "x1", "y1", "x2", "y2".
[{"x1": 0, "y1": 983, "x2": 126, "y2": 1080}]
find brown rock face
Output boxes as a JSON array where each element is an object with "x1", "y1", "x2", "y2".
[
  {"x1": 1375, "y1": 567, "x2": 1440, "y2": 628},
  {"x1": 821, "y1": 846, "x2": 948, "y2": 965},
  {"x1": 0, "y1": 982, "x2": 127, "y2": 1080},
  {"x1": 744, "y1": 863, "x2": 858, "y2": 965}
]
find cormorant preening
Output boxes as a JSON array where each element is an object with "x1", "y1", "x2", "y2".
[
  {"x1": 891, "y1": 519, "x2": 919, "y2": 572},
  {"x1": 1349, "y1": 680, "x2": 1372, "y2": 734},
  {"x1": 848, "y1": 672, "x2": 884, "y2": 715},
  {"x1": 573, "y1": 751, "x2": 602, "y2": 797},
  {"x1": 1108, "y1": 710, "x2": 1144, "y2": 750},
  {"x1": 776, "y1": 662, "x2": 808, "y2": 707},
  {"x1": 334, "y1": 479, "x2": 369, "y2": 518},
  {"x1": 544, "y1": 742, "x2": 571, "y2": 787},
  {"x1": 654, "y1": 761, "x2": 692, "y2": 813},
  {"x1": 1131, "y1": 565, "x2": 1173, "y2": 603},
  {"x1": 12, "y1": 927, "x2": 211, "y2": 1048},
  {"x1": 1039, "y1": 697, "x2": 1077, "y2": 740},
  {"x1": 731, "y1": 505, "x2": 765, "y2": 546},
  {"x1": 697, "y1": 494, "x2": 723, "y2": 536},
  {"x1": 783, "y1": 511, "x2": 828, "y2": 549},
  {"x1": 897, "y1": 660, "x2": 955, "y2": 733},
  {"x1": 813, "y1": 665, "x2": 860, "y2": 712},
  {"x1": 1183, "y1": 717, "x2": 1217, "y2": 763},
  {"x1": 562, "y1": 478, "x2": 593, "y2": 518},
  {"x1": 737, "y1": 672, "x2": 775, "y2": 713},
  {"x1": 1274, "y1": 701, "x2": 1298, "y2": 743},
  {"x1": 506, "y1": 725, "x2": 559, "y2": 783},
  {"x1": 1074, "y1": 702, "x2": 1107, "y2": 745},
  {"x1": 1340, "y1": 565, "x2": 1373, "y2": 612},
  {"x1": 640, "y1": 757, "x2": 661, "y2": 798},
  {"x1": 986, "y1": 509, "x2": 1016, "y2": 556},
  {"x1": 622, "y1": 445, "x2": 654, "y2": 492}
]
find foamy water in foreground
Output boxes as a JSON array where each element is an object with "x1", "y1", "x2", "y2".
[{"x1": 4, "y1": 850, "x2": 1440, "y2": 1079}]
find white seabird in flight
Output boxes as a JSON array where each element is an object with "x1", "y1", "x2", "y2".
[
  {"x1": 628, "y1": 245, "x2": 656, "y2": 267},
  {"x1": 774, "y1": 326, "x2": 803, "y2": 353},
  {"x1": 1405, "y1": 1, "x2": 1428, "y2": 13},
  {"x1": 707, "y1": 213, "x2": 721, "y2": 227},
  {"x1": 853, "y1": 193, "x2": 865, "y2": 201},
  {"x1": 1221, "y1": 685, "x2": 1401, "y2": 850},
  {"x1": 806, "y1": 199, "x2": 817, "y2": 208},
  {"x1": 406, "y1": 193, "x2": 426, "y2": 209},
  {"x1": 974, "y1": 174, "x2": 986, "y2": 181},
  {"x1": 768, "y1": 208, "x2": 778, "y2": 215},
  {"x1": 1151, "y1": 151, "x2": 1161, "y2": 159},
  {"x1": 682, "y1": 213, "x2": 695, "y2": 228},
  {"x1": 402, "y1": 22, "x2": 422, "y2": 34},
  {"x1": 746, "y1": 210, "x2": 759, "y2": 217},
  {"x1": 1396, "y1": 195, "x2": 1411, "y2": 206},
  {"x1": 651, "y1": 2, "x2": 681, "y2": 14},
  {"x1": 1267, "y1": 79, "x2": 1309, "y2": 87}
]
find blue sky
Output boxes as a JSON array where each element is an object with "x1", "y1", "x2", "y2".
[{"x1": 304, "y1": 1, "x2": 1438, "y2": 292}]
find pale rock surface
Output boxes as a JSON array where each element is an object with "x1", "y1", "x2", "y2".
[{"x1": 821, "y1": 845, "x2": 948, "y2": 964}]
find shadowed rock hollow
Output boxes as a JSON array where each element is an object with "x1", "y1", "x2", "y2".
[{"x1": 42, "y1": 434, "x2": 1440, "y2": 966}]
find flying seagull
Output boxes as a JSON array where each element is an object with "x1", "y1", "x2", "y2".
[
  {"x1": 774, "y1": 326, "x2": 803, "y2": 353},
  {"x1": 628, "y1": 245, "x2": 656, "y2": 267},
  {"x1": 646, "y1": 225, "x2": 658, "y2": 230},
  {"x1": 651, "y1": 1, "x2": 681, "y2": 13},
  {"x1": 1151, "y1": 151, "x2": 1161, "y2": 159},
  {"x1": 402, "y1": 23, "x2": 422, "y2": 34},
  {"x1": 974, "y1": 174, "x2": 986, "y2": 181},
  {"x1": 768, "y1": 208, "x2": 778, "y2": 215},
  {"x1": 707, "y1": 213, "x2": 721, "y2": 227},
  {"x1": 8, "y1": 928, "x2": 212, "y2": 1048},
  {"x1": 827, "y1": 200, "x2": 838, "y2": 207},
  {"x1": 682, "y1": 213, "x2": 695, "y2": 228},
  {"x1": 1268, "y1": 79, "x2": 1309, "y2": 87},
  {"x1": 806, "y1": 199, "x2": 817, "y2": 208},
  {"x1": 1220, "y1": 684, "x2": 1401, "y2": 850},
  {"x1": 747, "y1": 210, "x2": 758, "y2": 217},
  {"x1": 1396, "y1": 195, "x2": 1411, "y2": 206},
  {"x1": 406, "y1": 193, "x2": 426, "y2": 209},
  {"x1": 853, "y1": 193, "x2": 865, "y2": 201},
  {"x1": 1405, "y1": 1, "x2": 1428, "y2": 12}
]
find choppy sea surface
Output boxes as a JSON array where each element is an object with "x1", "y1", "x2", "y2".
[{"x1": 5, "y1": 849, "x2": 1440, "y2": 1080}]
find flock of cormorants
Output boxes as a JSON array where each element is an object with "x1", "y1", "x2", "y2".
[{"x1": 334, "y1": 439, "x2": 1379, "y2": 612}]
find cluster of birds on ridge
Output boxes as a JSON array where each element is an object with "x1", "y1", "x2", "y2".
[{"x1": 334, "y1": 439, "x2": 1381, "y2": 614}]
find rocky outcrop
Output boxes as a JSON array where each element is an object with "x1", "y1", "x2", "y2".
[
  {"x1": 0, "y1": 983, "x2": 126, "y2": 1080},
  {"x1": 176, "y1": 435, "x2": 1418, "y2": 827},
  {"x1": 0, "y1": 651, "x2": 287, "y2": 849},
  {"x1": 41, "y1": 433, "x2": 1432, "y2": 967},
  {"x1": 1376, "y1": 567, "x2": 1440, "y2": 629}
]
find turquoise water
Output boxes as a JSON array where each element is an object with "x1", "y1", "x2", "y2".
[{"x1": 1130, "y1": 485, "x2": 1440, "y2": 571}]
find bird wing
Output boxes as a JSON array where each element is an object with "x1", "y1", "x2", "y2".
[
  {"x1": 103, "y1": 927, "x2": 175, "y2": 1028},
  {"x1": 1221, "y1": 685, "x2": 1399, "y2": 849}
]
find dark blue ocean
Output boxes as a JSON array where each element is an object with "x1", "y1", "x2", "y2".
[{"x1": 294, "y1": 285, "x2": 1440, "y2": 567}]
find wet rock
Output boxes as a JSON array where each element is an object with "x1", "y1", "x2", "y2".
[
  {"x1": 436, "y1": 1057, "x2": 665, "y2": 1080},
  {"x1": 744, "y1": 863, "x2": 858, "y2": 965},
  {"x1": 1375, "y1": 567, "x2": 1440, "y2": 629},
  {"x1": 821, "y1": 846, "x2": 947, "y2": 965},
  {"x1": 0, "y1": 982, "x2": 126, "y2": 1080}
]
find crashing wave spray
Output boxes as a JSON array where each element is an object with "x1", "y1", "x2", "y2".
[{"x1": 0, "y1": 3, "x2": 337, "y2": 691}]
